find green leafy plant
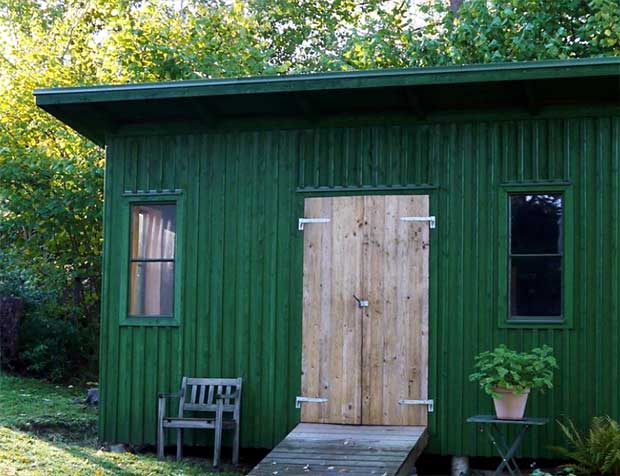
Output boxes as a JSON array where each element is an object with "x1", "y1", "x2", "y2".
[
  {"x1": 469, "y1": 345, "x2": 558, "y2": 398},
  {"x1": 552, "y1": 416, "x2": 620, "y2": 476},
  {"x1": 531, "y1": 468, "x2": 577, "y2": 476},
  {"x1": 531, "y1": 470, "x2": 553, "y2": 476}
]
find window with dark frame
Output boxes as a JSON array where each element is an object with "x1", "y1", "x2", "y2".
[
  {"x1": 509, "y1": 193, "x2": 563, "y2": 321},
  {"x1": 128, "y1": 203, "x2": 176, "y2": 318}
]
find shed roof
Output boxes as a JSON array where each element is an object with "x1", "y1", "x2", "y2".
[{"x1": 35, "y1": 57, "x2": 620, "y2": 146}]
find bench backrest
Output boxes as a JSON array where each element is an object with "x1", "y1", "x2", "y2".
[{"x1": 177, "y1": 377, "x2": 242, "y2": 420}]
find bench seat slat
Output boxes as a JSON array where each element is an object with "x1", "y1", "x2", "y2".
[
  {"x1": 163, "y1": 418, "x2": 237, "y2": 430},
  {"x1": 182, "y1": 403, "x2": 236, "y2": 412}
]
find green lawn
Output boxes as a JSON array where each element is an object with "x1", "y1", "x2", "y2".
[{"x1": 0, "y1": 374, "x2": 245, "y2": 476}]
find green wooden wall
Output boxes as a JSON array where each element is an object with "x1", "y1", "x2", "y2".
[{"x1": 99, "y1": 111, "x2": 620, "y2": 457}]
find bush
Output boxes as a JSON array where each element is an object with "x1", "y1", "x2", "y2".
[
  {"x1": 553, "y1": 416, "x2": 620, "y2": 476},
  {"x1": 0, "y1": 251, "x2": 98, "y2": 382},
  {"x1": 531, "y1": 469, "x2": 577, "y2": 476},
  {"x1": 0, "y1": 297, "x2": 23, "y2": 364},
  {"x1": 18, "y1": 313, "x2": 97, "y2": 383}
]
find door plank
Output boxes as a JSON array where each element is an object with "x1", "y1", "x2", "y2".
[
  {"x1": 361, "y1": 195, "x2": 386, "y2": 425},
  {"x1": 301, "y1": 197, "x2": 328, "y2": 423},
  {"x1": 330, "y1": 197, "x2": 363, "y2": 424}
]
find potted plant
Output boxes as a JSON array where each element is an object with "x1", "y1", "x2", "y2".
[{"x1": 469, "y1": 344, "x2": 558, "y2": 420}]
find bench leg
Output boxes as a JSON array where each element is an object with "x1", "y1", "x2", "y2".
[
  {"x1": 157, "y1": 424, "x2": 165, "y2": 459},
  {"x1": 213, "y1": 400, "x2": 224, "y2": 467},
  {"x1": 213, "y1": 426, "x2": 222, "y2": 467},
  {"x1": 176, "y1": 429, "x2": 183, "y2": 460},
  {"x1": 232, "y1": 422, "x2": 240, "y2": 466},
  {"x1": 157, "y1": 399, "x2": 165, "y2": 459}
]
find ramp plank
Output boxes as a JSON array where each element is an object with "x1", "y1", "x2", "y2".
[{"x1": 248, "y1": 423, "x2": 428, "y2": 476}]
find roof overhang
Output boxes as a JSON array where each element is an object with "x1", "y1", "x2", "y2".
[{"x1": 35, "y1": 58, "x2": 620, "y2": 146}]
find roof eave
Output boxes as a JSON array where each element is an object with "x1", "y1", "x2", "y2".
[{"x1": 34, "y1": 57, "x2": 620, "y2": 107}]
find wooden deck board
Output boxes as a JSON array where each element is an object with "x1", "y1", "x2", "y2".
[{"x1": 248, "y1": 423, "x2": 428, "y2": 476}]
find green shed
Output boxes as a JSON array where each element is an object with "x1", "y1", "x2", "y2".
[{"x1": 35, "y1": 58, "x2": 620, "y2": 463}]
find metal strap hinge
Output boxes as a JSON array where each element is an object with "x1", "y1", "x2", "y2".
[
  {"x1": 400, "y1": 216, "x2": 436, "y2": 229},
  {"x1": 295, "y1": 396, "x2": 328, "y2": 409},
  {"x1": 298, "y1": 218, "x2": 330, "y2": 231},
  {"x1": 398, "y1": 399, "x2": 434, "y2": 412}
]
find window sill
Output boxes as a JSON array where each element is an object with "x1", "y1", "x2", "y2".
[
  {"x1": 499, "y1": 318, "x2": 572, "y2": 329},
  {"x1": 119, "y1": 317, "x2": 180, "y2": 327}
]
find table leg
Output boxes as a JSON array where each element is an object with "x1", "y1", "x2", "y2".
[
  {"x1": 479, "y1": 424, "x2": 527, "y2": 476},
  {"x1": 497, "y1": 425, "x2": 529, "y2": 475}
]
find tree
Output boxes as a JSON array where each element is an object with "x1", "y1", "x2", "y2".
[
  {"x1": 0, "y1": 0, "x2": 273, "y2": 322},
  {"x1": 354, "y1": 0, "x2": 620, "y2": 68},
  {"x1": 0, "y1": 0, "x2": 111, "y2": 320},
  {"x1": 252, "y1": 0, "x2": 620, "y2": 71},
  {"x1": 101, "y1": 0, "x2": 275, "y2": 82}
]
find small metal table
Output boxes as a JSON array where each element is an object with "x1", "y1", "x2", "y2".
[{"x1": 467, "y1": 415, "x2": 549, "y2": 476}]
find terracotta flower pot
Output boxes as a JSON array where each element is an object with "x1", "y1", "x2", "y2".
[{"x1": 492, "y1": 387, "x2": 530, "y2": 420}]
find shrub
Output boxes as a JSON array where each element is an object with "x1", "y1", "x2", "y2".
[
  {"x1": 0, "y1": 297, "x2": 23, "y2": 365},
  {"x1": 552, "y1": 416, "x2": 620, "y2": 476},
  {"x1": 531, "y1": 469, "x2": 577, "y2": 476},
  {"x1": 469, "y1": 344, "x2": 558, "y2": 398},
  {"x1": 19, "y1": 313, "x2": 97, "y2": 382},
  {"x1": 0, "y1": 251, "x2": 98, "y2": 382}
]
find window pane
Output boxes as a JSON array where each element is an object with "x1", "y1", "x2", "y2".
[
  {"x1": 131, "y1": 204, "x2": 176, "y2": 259},
  {"x1": 510, "y1": 194, "x2": 562, "y2": 254},
  {"x1": 510, "y1": 256, "x2": 561, "y2": 317},
  {"x1": 129, "y1": 262, "x2": 174, "y2": 316}
]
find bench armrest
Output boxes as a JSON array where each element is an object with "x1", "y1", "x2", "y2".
[
  {"x1": 158, "y1": 391, "x2": 183, "y2": 424},
  {"x1": 158, "y1": 391, "x2": 182, "y2": 399}
]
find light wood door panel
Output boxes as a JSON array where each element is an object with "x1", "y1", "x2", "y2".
[
  {"x1": 361, "y1": 195, "x2": 429, "y2": 426},
  {"x1": 301, "y1": 197, "x2": 363, "y2": 424},
  {"x1": 301, "y1": 195, "x2": 429, "y2": 426}
]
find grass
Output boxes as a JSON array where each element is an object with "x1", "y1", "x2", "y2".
[{"x1": 0, "y1": 373, "x2": 245, "y2": 476}]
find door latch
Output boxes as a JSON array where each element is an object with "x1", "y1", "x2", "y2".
[
  {"x1": 400, "y1": 216, "x2": 436, "y2": 229},
  {"x1": 298, "y1": 218, "x2": 330, "y2": 230},
  {"x1": 398, "y1": 399, "x2": 434, "y2": 412},
  {"x1": 353, "y1": 295, "x2": 369, "y2": 308},
  {"x1": 295, "y1": 396, "x2": 328, "y2": 409}
]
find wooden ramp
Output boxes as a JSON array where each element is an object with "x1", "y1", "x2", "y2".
[{"x1": 248, "y1": 424, "x2": 428, "y2": 476}]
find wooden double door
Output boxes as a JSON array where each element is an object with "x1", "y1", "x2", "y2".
[{"x1": 301, "y1": 195, "x2": 430, "y2": 426}]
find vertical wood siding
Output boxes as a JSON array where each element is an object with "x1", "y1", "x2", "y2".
[{"x1": 100, "y1": 114, "x2": 620, "y2": 456}]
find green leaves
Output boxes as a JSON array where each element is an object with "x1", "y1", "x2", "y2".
[
  {"x1": 469, "y1": 345, "x2": 558, "y2": 398},
  {"x1": 554, "y1": 416, "x2": 620, "y2": 475},
  {"x1": 403, "y1": 0, "x2": 620, "y2": 67},
  {"x1": 102, "y1": 0, "x2": 276, "y2": 82}
]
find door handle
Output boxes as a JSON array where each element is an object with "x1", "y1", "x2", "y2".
[{"x1": 353, "y1": 295, "x2": 369, "y2": 308}]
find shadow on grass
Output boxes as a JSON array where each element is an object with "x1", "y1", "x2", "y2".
[
  {"x1": 1, "y1": 425, "x2": 232, "y2": 476},
  {"x1": 61, "y1": 445, "x2": 154, "y2": 476}
]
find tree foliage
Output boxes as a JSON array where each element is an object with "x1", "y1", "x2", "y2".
[
  {"x1": 0, "y1": 0, "x2": 617, "y2": 379},
  {"x1": 0, "y1": 0, "x2": 273, "y2": 323},
  {"x1": 252, "y1": 0, "x2": 620, "y2": 70},
  {"x1": 404, "y1": 0, "x2": 620, "y2": 67}
]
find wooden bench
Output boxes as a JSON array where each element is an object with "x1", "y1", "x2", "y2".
[{"x1": 157, "y1": 377, "x2": 242, "y2": 467}]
